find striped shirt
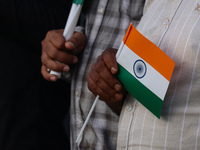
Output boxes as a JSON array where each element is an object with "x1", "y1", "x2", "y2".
[
  {"x1": 117, "y1": 0, "x2": 200, "y2": 149},
  {"x1": 70, "y1": 0, "x2": 145, "y2": 149}
]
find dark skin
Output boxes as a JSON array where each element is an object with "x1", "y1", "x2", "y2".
[
  {"x1": 87, "y1": 48, "x2": 128, "y2": 115},
  {"x1": 41, "y1": 30, "x2": 126, "y2": 115},
  {"x1": 41, "y1": 29, "x2": 86, "y2": 81}
]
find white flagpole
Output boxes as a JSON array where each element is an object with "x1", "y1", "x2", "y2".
[
  {"x1": 76, "y1": 95, "x2": 99, "y2": 144},
  {"x1": 76, "y1": 40, "x2": 125, "y2": 144},
  {"x1": 50, "y1": 3, "x2": 83, "y2": 78}
]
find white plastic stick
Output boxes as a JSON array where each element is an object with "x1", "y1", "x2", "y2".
[
  {"x1": 76, "y1": 95, "x2": 99, "y2": 143},
  {"x1": 63, "y1": 4, "x2": 82, "y2": 40},
  {"x1": 65, "y1": 3, "x2": 77, "y2": 31},
  {"x1": 50, "y1": 4, "x2": 83, "y2": 77}
]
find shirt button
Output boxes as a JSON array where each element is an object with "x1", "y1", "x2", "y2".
[
  {"x1": 163, "y1": 19, "x2": 170, "y2": 25},
  {"x1": 126, "y1": 105, "x2": 132, "y2": 112},
  {"x1": 63, "y1": 72, "x2": 71, "y2": 78},
  {"x1": 75, "y1": 90, "x2": 80, "y2": 97},
  {"x1": 98, "y1": 7, "x2": 104, "y2": 14}
]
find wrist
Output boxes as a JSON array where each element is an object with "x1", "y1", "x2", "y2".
[{"x1": 105, "y1": 99, "x2": 125, "y2": 116}]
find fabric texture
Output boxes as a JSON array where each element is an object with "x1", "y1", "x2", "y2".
[
  {"x1": 117, "y1": 0, "x2": 200, "y2": 149},
  {"x1": 70, "y1": 0, "x2": 145, "y2": 149}
]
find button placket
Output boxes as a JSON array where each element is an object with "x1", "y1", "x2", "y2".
[
  {"x1": 75, "y1": 90, "x2": 81, "y2": 97},
  {"x1": 97, "y1": 7, "x2": 105, "y2": 14},
  {"x1": 126, "y1": 105, "x2": 133, "y2": 112}
]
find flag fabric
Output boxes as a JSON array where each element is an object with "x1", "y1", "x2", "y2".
[
  {"x1": 116, "y1": 24, "x2": 175, "y2": 118},
  {"x1": 73, "y1": 0, "x2": 84, "y2": 5}
]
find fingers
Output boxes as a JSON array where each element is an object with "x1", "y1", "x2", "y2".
[
  {"x1": 41, "y1": 29, "x2": 80, "y2": 76},
  {"x1": 41, "y1": 49, "x2": 70, "y2": 72},
  {"x1": 45, "y1": 29, "x2": 66, "y2": 50},
  {"x1": 87, "y1": 54, "x2": 124, "y2": 102},
  {"x1": 41, "y1": 65, "x2": 57, "y2": 82},
  {"x1": 87, "y1": 70, "x2": 123, "y2": 102},
  {"x1": 92, "y1": 55, "x2": 122, "y2": 92},
  {"x1": 42, "y1": 32, "x2": 78, "y2": 65},
  {"x1": 41, "y1": 29, "x2": 87, "y2": 82}
]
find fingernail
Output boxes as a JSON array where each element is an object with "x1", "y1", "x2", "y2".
[
  {"x1": 114, "y1": 93, "x2": 123, "y2": 101},
  {"x1": 66, "y1": 41, "x2": 75, "y2": 49},
  {"x1": 111, "y1": 67, "x2": 117, "y2": 74},
  {"x1": 73, "y1": 57, "x2": 78, "y2": 63},
  {"x1": 114, "y1": 84, "x2": 122, "y2": 92},
  {"x1": 63, "y1": 66, "x2": 69, "y2": 72},
  {"x1": 50, "y1": 76, "x2": 56, "y2": 81}
]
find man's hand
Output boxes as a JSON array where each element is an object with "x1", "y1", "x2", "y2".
[
  {"x1": 41, "y1": 29, "x2": 86, "y2": 81},
  {"x1": 87, "y1": 48, "x2": 127, "y2": 115}
]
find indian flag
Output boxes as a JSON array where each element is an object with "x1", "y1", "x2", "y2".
[{"x1": 116, "y1": 24, "x2": 175, "y2": 118}]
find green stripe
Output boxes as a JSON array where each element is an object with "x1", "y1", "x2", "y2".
[
  {"x1": 116, "y1": 64, "x2": 163, "y2": 118},
  {"x1": 73, "y1": 0, "x2": 84, "y2": 5}
]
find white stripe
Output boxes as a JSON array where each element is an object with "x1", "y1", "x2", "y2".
[
  {"x1": 180, "y1": 41, "x2": 200, "y2": 149},
  {"x1": 146, "y1": 0, "x2": 168, "y2": 43},
  {"x1": 164, "y1": 1, "x2": 199, "y2": 149},
  {"x1": 129, "y1": 101, "x2": 140, "y2": 150},
  {"x1": 125, "y1": 100, "x2": 137, "y2": 150},
  {"x1": 150, "y1": 117, "x2": 157, "y2": 150},
  {"x1": 195, "y1": 113, "x2": 200, "y2": 150},
  {"x1": 141, "y1": 0, "x2": 163, "y2": 33},
  {"x1": 117, "y1": 44, "x2": 169, "y2": 100},
  {"x1": 139, "y1": 109, "x2": 148, "y2": 150},
  {"x1": 164, "y1": 0, "x2": 190, "y2": 55},
  {"x1": 171, "y1": 0, "x2": 198, "y2": 59}
]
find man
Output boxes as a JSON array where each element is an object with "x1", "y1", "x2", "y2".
[
  {"x1": 87, "y1": 0, "x2": 200, "y2": 149},
  {"x1": 41, "y1": 0, "x2": 145, "y2": 149}
]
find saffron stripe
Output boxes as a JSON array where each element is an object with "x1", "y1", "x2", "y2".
[{"x1": 123, "y1": 24, "x2": 175, "y2": 81}]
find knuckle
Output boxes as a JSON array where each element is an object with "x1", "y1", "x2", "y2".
[
  {"x1": 108, "y1": 90, "x2": 117, "y2": 98},
  {"x1": 102, "y1": 47, "x2": 112, "y2": 55},
  {"x1": 96, "y1": 55, "x2": 103, "y2": 62},
  {"x1": 88, "y1": 80, "x2": 97, "y2": 92},
  {"x1": 41, "y1": 40, "x2": 45, "y2": 47},
  {"x1": 53, "y1": 63, "x2": 63, "y2": 71},
  {"x1": 41, "y1": 66, "x2": 44, "y2": 75},
  {"x1": 91, "y1": 71, "x2": 100, "y2": 83},
  {"x1": 41, "y1": 55, "x2": 44, "y2": 64},
  {"x1": 95, "y1": 59, "x2": 105, "y2": 72},
  {"x1": 47, "y1": 48, "x2": 57, "y2": 59},
  {"x1": 56, "y1": 38, "x2": 65, "y2": 49},
  {"x1": 42, "y1": 59, "x2": 48, "y2": 67},
  {"x1": 102, "y1": 94, "x2": 112, "y2": 102},
  {"x1": 46, "y1": 30, "x2": 54, "y2": 37},
  {"x1": 41, "y1": 55, "x2": 47, "y2": 66}
]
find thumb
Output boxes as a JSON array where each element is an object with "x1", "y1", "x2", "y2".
[
  {"x1": 102, "y1": 48, "x2": 118, "y2": 75},
  {"x1": 65, "y1": 32, "x2": 86, "y2": 55},
  {"x1": 65, "y1": 41, "x2": 75, "y2": 50}
]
